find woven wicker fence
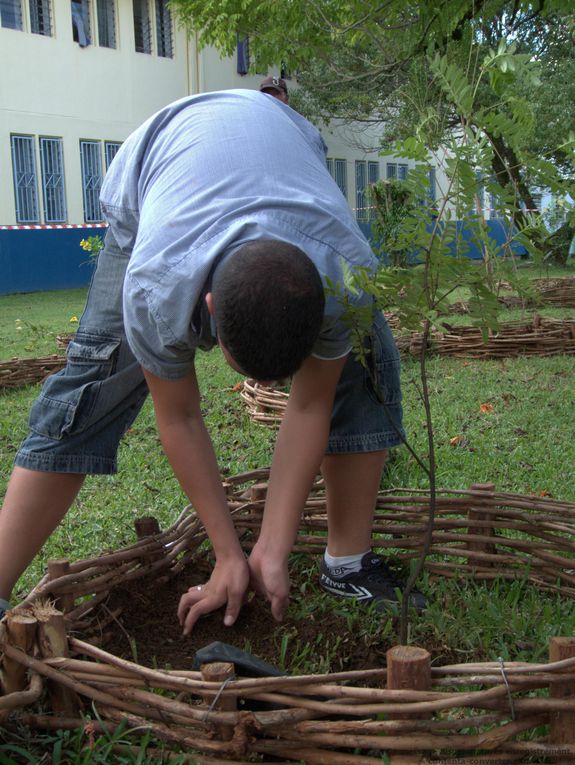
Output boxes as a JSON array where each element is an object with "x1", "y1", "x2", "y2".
[
  {"x1": 0, "y1": 355, "x2": 67, "y2": 390},
  {"x1": 2, "y1": 471, "x2": 575, "y2": 763},
  {"x1": 397, "y1": 315, "x2": 575, "y2": 359}
]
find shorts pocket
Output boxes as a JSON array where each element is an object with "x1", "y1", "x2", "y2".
[
  {"x1": 363, "y1": 320, "x2": 402, "y2": 407},
  {"x1": 29, "y1": 332, "x2": 122, "y2": 440}
]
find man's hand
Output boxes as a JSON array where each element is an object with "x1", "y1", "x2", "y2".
[
  {"x1": 178, "y1": 555, "x2": 250, "y2": 636},
  {"x1": 247, "y1": 544, "x2": 290, "y2": 622}
]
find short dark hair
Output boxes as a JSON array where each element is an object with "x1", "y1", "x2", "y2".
[{"x1": 212, "y1": 240, "x2": 325, "y2": 380}]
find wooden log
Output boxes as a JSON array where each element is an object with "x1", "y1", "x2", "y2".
[
  {"x1": 36, "y1": 603, "x2": 82, "y2": 716},
  {"x1": 386, "y1": 645, "x2": 431, "y2": 764},
  {"x1": 0, "y1": 611, "x2": 37, "y2": 694},
  {"x1": 134, "y1": 517, "x2": 164, "y2": 563},
  {"x1": 47, "y1": 560, "x2": 75, "y2": 613},
  {"x1": 201, "y1": 661, "x2": 237, "y2": 740},
  {"x1": 549, "y1": 637, "x2": 575, "y2": 764},
  {"x1": 467, "y1": 483, "x2": 497, "y2": 565}
]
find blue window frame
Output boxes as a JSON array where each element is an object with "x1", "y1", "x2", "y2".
[
  {"x1": 96, "y1": 0, "x2": 115, "y2": 47},
  {"x1": 80, "y1": 140, "x2": 103, "y2": 222},
  {"x1": 29, "y1": 0, "x2": 52, "y2": 35},
  {"x1": 40, "y1": 137, "x2": 67, "y2": 223},
  {"x1": 11, "y1": 135, "x2": 39, "y2": 223},
  {"x1": 355, "y1": 161, "x2": 368, "y2": 222},
  {"x1": 0, "y1": 0, "x2": 23, "y2": 29},
  {"x1": 133, "y1": 0, "x2": 151, "y2": 53},
  {"x1": 104, "y1": 141, "x2": 122, "y2": 169},
  {"x1": 334, "y1": 159, "x2": 347, "y2": 199},
  {"x1": 155, "y1": 0, "x2": 172, "y2": 57}
]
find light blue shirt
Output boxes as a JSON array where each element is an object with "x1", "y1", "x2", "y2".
[{"x1": 100, "y1": 89, "x2": 377, "y2": 379}]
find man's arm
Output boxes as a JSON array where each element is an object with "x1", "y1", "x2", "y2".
[
  {"x1": 143, "y1": 366, "x2": 249, "y2": 635},
  {"x1": 248, "y1": 353, "x2": 347, "y2": 620}
]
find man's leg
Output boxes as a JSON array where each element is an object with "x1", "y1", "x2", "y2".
[
  {"x1": 322, "y1": 450, "x2": 387, "y2": 556},
  {"x1": 0, "y1": 468, "x2": 85, "y2": 601},
  {"x1": 319, "y1": 310, "x2": 426, "y2": 611},
  {"x1": 0, "y1": 230, "x2": 147, "y2": 615}
]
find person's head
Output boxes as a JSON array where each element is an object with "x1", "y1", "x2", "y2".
[
  {"x1": 259, "y1": 76, "x2": 289, "y2": 104},
  {"x1": 209, "y1": 240, "x2": 325, "y2": 381}
]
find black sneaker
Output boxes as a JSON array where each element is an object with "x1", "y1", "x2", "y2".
[{"x1": 319, "y1": 552, "x2": 427, "y2": 612}]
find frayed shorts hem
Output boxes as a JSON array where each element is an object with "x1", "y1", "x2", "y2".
[{"x1": 14, "y1": 451, "x2": 118, "y2": 476}]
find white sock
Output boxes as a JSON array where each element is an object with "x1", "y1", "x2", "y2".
[
  {"x1": 324, "y1": 551, "x2": 369, "y2": 578},
  {"x1": 0, "y1": 597, "x2": 10, "y2": 613}
]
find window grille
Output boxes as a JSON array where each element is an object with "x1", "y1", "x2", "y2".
[
  {"x1": 428, "y1": 168, "x2": 436, "y2": 202},
  {"x1": 40, "y1": 137, "x2": 67, "y2": 223},
  {"x1": 11, "y1": 135, "x2": 39, "y2": 223},
  {"x1": 0, "y1": 0, "x2": 22, "y2": 29},
  {"x1": 133, "y1": 0, "x2": 151, "y2": 53},
  {"x1": 334, "y1": 159, "x2": 347, "y2": 199},
  {"x1": 104, "y1": 141, "x2": 121, "y2": 169},
  {"x1": 355, "y1": 161, "x2": 367, "y2": 222},
  {"x1": 155, "y1": 0, "x2": 172, "y2": 57},
  {"x1": 29, "y1": 0, "x2": 51, "y2": 35},
  {"x1": 80, "y1": 140, "x2": 103, "y2": 222},
  {"x1": 96, "y1": 0, "x2": 115, "y2": 47},
  {"x1": 71, "y1": 0, "x2": 91, "y2": 46},
  {"x1": 367, "y1": 162, "x2": 380, "y2": 221},
  {"x1": 386, "y1": 162, "x2": 397, "y2": 180},
  {"x1": 326, "y1": 158, "x2": 334, "y2": 177},
  {"x1": 398, "y1": 163, "x2": 408, "y2": 180},
  {"x1": 236, "y1": 34, "x2": 249, "y2": 75}
]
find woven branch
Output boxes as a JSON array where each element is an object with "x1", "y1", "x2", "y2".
[
  {"x1": 0, "y1": 355, "x2": 67, "y2": 390},
  {"x1": 2, "y1": 471, "x2": 575, "y2": 762}
]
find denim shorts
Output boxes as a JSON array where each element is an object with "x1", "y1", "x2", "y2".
[
  {"x1": 326, "y1": 309, "x2": 404, "y2": 454},
  {"x1": 15, "y1": 232, "x2": 404, "y2": 474}
]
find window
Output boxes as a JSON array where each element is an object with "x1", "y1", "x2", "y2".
[
  {"x1": 104, "y1": 141, "x2": 121, "y2": 169},
  {"x1": 11, "y1": 135, "x2": 39, "y2": 223},
  {"x1": 155, "y1": 0, "x2": 172, "y2": 57},
  {"x1": 96, "y1": 0, "x2": 115, "y2": 47},
  {"x1": 367, "y1": 162, "x2": 380, "y2": 221},
  {"x1": 71, "y1": 0, "x2": 91, "y2": 46},
  {"x1": 334, "y1": 159, "x2": 347, "y2": 199},
  {"x1": 355, "y1": 161, "x2": 368, "y2": 222},
  {"x1": 326, "y1": 158, "x2": 334, "y2": 177},
  {"x1": 133, "y1": 0, "x2": 151, "y2": 53},
  {"x1": 80, "y1": 140, "x2": 103, "y2": 222},
  {"x1": 386, "y1": 162, "x2": 397, "y2": 180},
  {"x1": 40, "y1": 137, "x2": 67, "y2": 223},
  {"x1": 236, "y1": 34, "x2": 249, "y2": 75},
  {"x1": 29, "y1": 0, "x2": 52, "y2": 35},
  {"x1": 0, "y1": 0, "x2": 22, "y2": 29},
  {"x1": 428, "y1": 168, "x2": 436, "y2": 203},
  {"x1": 368, "y1": 161, "x2": 380, "y2": 186},
  {"x1": 398, "y1": 163, "x2": 408, "y2": 180}
]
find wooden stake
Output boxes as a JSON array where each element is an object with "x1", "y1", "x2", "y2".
[
  {"x1": 201, "y1": 661, "x2": 236, "y2": 741},
  {"x1": 549, "y1": 636, "x2": 575, "y2": 765},
  {"x1": 386, "y1": 645, "x2": 431, "y2": 765},
  {"x1": 134, "y1": 517, "x2": 161, "y2": 538},
  {"x1": 0, "y1": 611, "x2": 37, "y2": 695},
  {"x1": 47, "y1": 559, "x2": 75, "y2": 613},
  {"x1": 467, "y1": 483, "x2": 497, "y2": 565},
  {"x1": 134, "y1": 517, "x2": 163, "y2": 563},
  {"x1": 35, "y1": 603, "x2": 82, "y2": 716}
]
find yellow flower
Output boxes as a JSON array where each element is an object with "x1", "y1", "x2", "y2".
[{"x1": 69, "y1": 316, "x2": 79, "y2": 323}]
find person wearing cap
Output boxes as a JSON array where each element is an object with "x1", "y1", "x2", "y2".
[{"x1": 260, "y1": 75, "x2": 289, "y2": 104}]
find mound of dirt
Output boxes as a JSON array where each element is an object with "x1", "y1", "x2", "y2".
[{"x1": 100, "y1": 563, "x2": 403, "y2": 674}]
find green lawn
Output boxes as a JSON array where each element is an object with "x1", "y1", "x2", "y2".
[{"x1": 1, "y1": 278, "x2": 575, "y2": 761}]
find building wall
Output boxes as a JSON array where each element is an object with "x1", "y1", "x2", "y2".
[{"x1": 0, "y1": 0, "x2": 444, "y2": 293}]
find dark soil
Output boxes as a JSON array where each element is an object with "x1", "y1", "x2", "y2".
[{"x1": 99, "y1": 560, "x2": 412, "y2": 675}]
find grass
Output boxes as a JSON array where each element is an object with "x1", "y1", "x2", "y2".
[{"x1": 1, "y1": 271, "x2": 575, "y2": 759}]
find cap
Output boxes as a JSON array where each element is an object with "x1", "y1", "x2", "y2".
[{"x1": 259, "y1": 76, "x2": 288, "y2": 95}]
